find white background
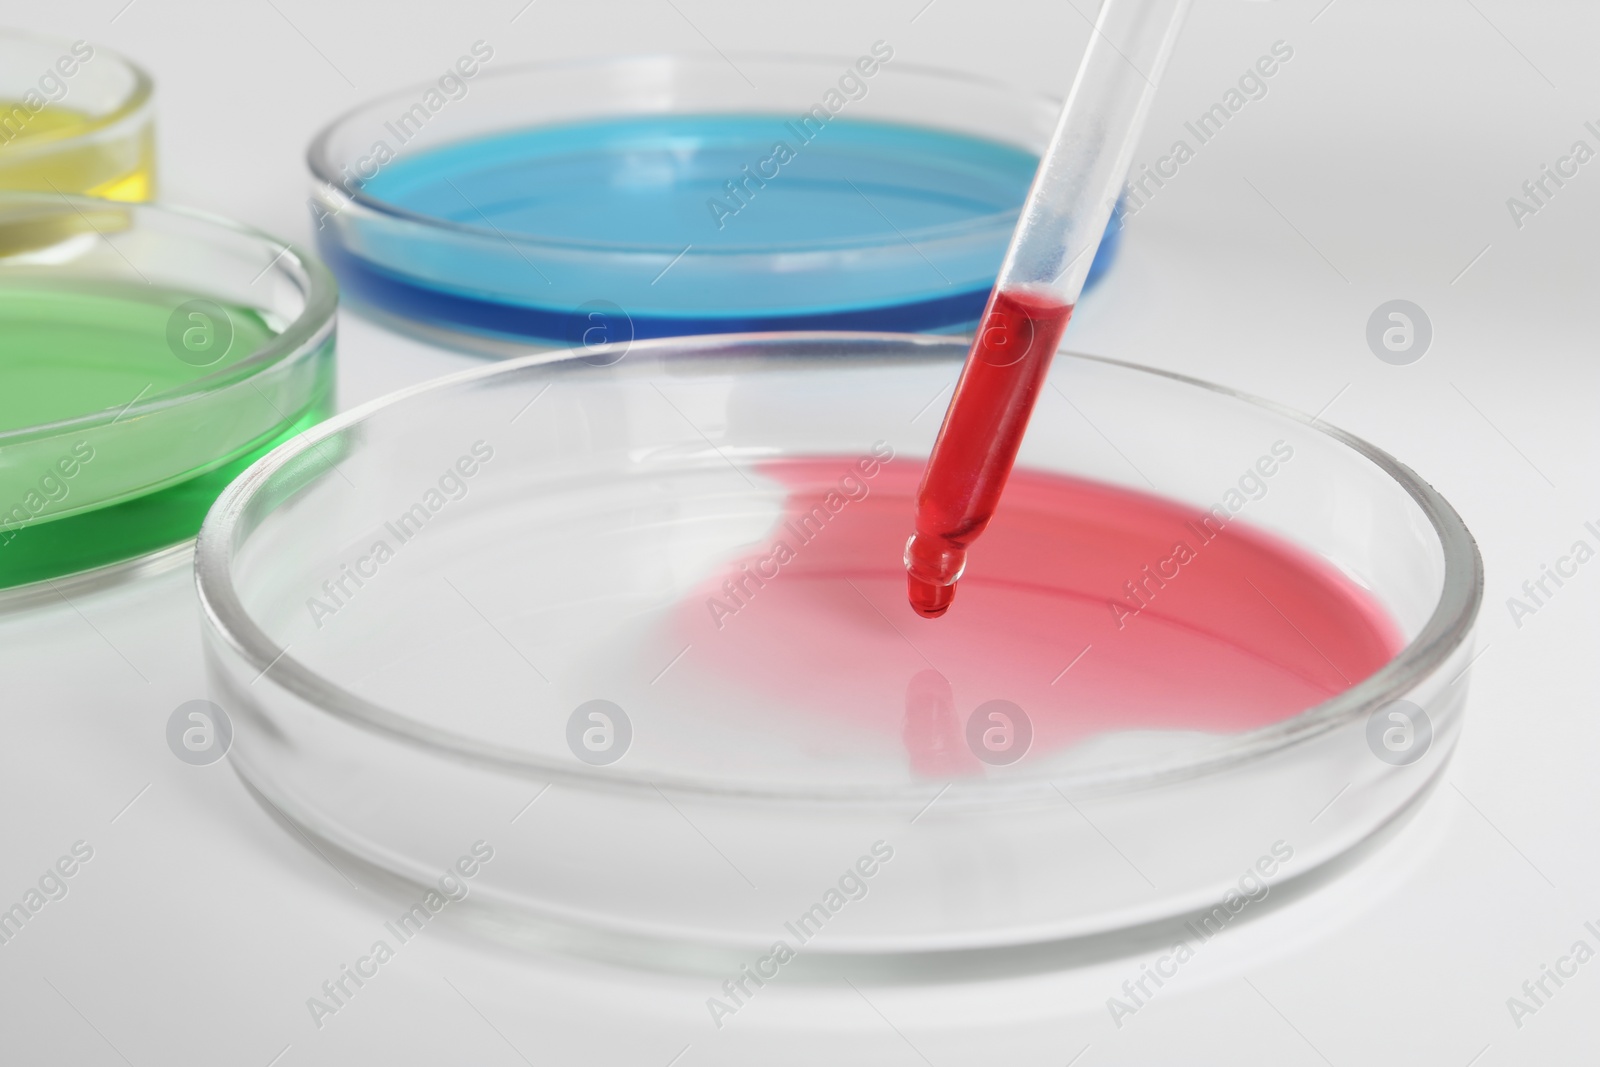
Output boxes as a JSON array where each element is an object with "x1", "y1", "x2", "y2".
[{"x1": 1, "y1": 0, "x2": 1597, "y2": 1063}]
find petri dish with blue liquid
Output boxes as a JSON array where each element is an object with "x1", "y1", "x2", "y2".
[{"x1": 308, "y1": 50, "x2": 1124, "y2": 353}]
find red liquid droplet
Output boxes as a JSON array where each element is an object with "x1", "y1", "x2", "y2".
[
  {"x1": 907, "y1": 287, "x2": 1075, "y2": 617},
  {"x1": 907, "y1": 571, "x2": 954, "y2": 618}
]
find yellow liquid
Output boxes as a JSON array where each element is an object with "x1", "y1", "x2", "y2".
[{"x1": 0, "y1": 103, "x2": 155, "y2": 201}]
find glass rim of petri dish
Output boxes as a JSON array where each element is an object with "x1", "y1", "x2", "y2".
[
  {"x1": 305, "y1": 51, "x2": 1056, "y2": 256},
  {"x1": 195, "y1": 332, "x2": 1483, "y2": 805},
  {"x1": 0, "y1": 29, "x2": 154, "y2": 159},
  {"x1": 0, "y1": 192, "x2": 337, "y2": 448}
]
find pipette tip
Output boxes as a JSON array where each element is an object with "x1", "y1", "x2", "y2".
[{"x1": 908, "y1": 572, "x2": 955, "y2": 618}]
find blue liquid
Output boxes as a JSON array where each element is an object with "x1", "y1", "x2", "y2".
[{"x1": 330, "y1": 115, "x2": 1122, "y2": 344}]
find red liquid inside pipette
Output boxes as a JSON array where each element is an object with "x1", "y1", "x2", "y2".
[{"x1": 907, "y1": 287, "x2": 1074, "y2": 617}]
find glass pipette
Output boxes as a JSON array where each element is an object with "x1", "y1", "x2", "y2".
[{"x1": 906, "y1": 0, "x2": 1194, "y2": 618}]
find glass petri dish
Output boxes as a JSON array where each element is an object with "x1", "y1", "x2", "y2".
[
  {"x1": 0, "y1": 31, "x2": 156, "y2": 201},
  {"x1": 0, "y1": 194, "x2": 336, "y2": 593},
  {"x1": 307, "y1": 53, "x2": 1123, "y2": 355},
  {"x1": 196, "y1": 333, "x2": 1480, "y2": 971}
]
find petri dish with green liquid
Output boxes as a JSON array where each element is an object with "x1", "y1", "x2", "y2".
[
  {"x1": 0, "y1": 30, "x2": 156, "y2": 200},
  {"x1": 0, "y1": 194, "x2": 336, "y2": 592}
]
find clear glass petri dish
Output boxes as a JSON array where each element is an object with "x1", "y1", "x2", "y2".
[
  {"x1": 306, "y1": 52, "x2": 1123, "y2": 355},
  {"x1": 0, "y1": 31, "x2": 156, "y2": 201},
  {"x1": 196, "y1": 333, "x2": 1480, "y2": 972},
  {"x1": 0, "y1": 194, "x2": 336, "y2": 593}
]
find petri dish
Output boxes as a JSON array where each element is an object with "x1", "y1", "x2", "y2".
[
  {"x1": 197, "y1": 333, "x2": 1480, "y2": 971},
  {"x1": 307, "y1": 53, "x2": 1124, "y2": 354},
  {"x1": 0, "y1": 31, "x2": 156, "y2": 200},
  {"x1": 0, "y1": 194, "x2": 336, "y2": 593}
]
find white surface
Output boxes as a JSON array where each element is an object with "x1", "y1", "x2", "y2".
[{"x1": 1, "y1": 0, "x2": 1596, "y2": 1063}]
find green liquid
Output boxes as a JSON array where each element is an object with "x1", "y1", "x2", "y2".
[
  {"x1": 0, "y1": 281, "x2": 333, "y2": 588},
  {"x1": 0, "y1": 282, "x2": 278, "y2": 430}
]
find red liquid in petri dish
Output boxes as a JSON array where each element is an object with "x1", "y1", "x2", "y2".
[
  {"x1": 907, "y1": 287, "x2": 1074, "y2": 617},
  {"x1": 674, "y1": 458, "x2": 1403, "y2": 772}
]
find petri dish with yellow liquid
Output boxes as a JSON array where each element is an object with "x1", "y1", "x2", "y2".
[{"x1": 0, "y1": 30, "x2": 155, "y2": 201}]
